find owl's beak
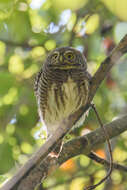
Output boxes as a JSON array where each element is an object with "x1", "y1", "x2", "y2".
[
  {"x1": 59, "y1": 55, "x2": 63, "y2": 62},
  {"x1": 59, "y1": 56, "x2": 75, "y2": 66}
]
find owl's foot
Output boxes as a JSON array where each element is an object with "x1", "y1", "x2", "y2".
[
  {"x1": 49, "y1": 152, "x2": 59, "y2": 158},
  {"x1": 49, "y1": 140, "x2": 63, "y2": 158}
]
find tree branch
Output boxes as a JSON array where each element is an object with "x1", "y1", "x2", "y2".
[
  {"x1": 0, "y1": 38, "x2": 34, "y2": 48},
  {"x1": 89, "y1": 34, "x2": 127, "y2": 100},
  {"x1": 15, "y1": 114, "x2": 127, "y2": 190},
  {"x1": 1, "y1": 34, "x2": 127, "y2": 190},
  {"x1": 0, "y1": 38, "x2": 47, "y2": 50}
]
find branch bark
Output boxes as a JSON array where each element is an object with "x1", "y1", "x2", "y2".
[
  {"x1": 0, "y1": 38, "x2": 46, "y2": 49},
  {"x1": 14, "y1": 114, "x2": 127, "y2": 190},
  {"x1": 1, "y1": 34, "x2": 127, "y2": 190}
]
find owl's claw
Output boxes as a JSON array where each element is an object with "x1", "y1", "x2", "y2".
[
  {"x1": 49, "y1": 140, "x2": 63, "y2": 158},
  {"x1": 49, "y1": 152, "x2": 60, "y2": 158}
]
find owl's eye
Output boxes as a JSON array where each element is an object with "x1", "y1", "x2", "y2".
[
  {"x1": 51, "y1": 53, "x2": 59, "y2": 61},
  {"x1": 64, "y1": 52, "x2": 75, "y2": 60}
]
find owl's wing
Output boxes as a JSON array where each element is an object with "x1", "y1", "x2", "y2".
[{"x1": 34, "y1": 68, "x2": 43, "y2": 99}]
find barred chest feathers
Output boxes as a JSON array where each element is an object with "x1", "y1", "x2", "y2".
[{"x1": 38, "y1": 71, "x2": 89, "y2": 136}]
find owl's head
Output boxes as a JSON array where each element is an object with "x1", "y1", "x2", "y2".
[{"x1": 46, "y1": 47, "x2": 87, "y2": 70}]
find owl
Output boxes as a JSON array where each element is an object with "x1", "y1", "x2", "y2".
[{"x1": 34, "y1": 47, "x2": 91, "y2": 138}]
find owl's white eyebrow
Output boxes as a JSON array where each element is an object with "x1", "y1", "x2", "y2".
[
  {"x1": 53, "y1": 51, "x2": 59, "y2": 54},
  {"x1": 64, "y1": 51, "x2": 73, "y2": 53}
]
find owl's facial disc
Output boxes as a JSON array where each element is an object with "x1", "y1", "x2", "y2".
[{"x1": 50, "y1": 50, "x2": 80, "y2": 69}]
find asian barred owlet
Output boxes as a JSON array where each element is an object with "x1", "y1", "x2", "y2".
[{"x1": 34, "y1": 47, "x2": 91, "y2": 138}]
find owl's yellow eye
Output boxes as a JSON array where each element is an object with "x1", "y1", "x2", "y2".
[
  {"x1": 64, "y1": 52, "x2": 75, "y2": 60},
  {"x1": 51, "y1": 52, "x2": 59, "y2": 62}
]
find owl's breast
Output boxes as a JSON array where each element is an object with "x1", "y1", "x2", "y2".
[{"x1": 38, "y1": 77, "x2": 89, "y2": 136}]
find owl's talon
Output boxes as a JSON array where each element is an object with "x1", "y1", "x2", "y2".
[
  {"x1": 49, "y1": 152, "x2": 60, "y2": 158},
  {"x1": 49, "y1": 140, "x2": 63, "y2": 158}
]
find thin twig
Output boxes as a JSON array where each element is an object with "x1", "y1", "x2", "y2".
[
  {"x1": 84, "y1": 104, "x2": 113, "y2": 190},
  {"x1": 68, "y1": 11, "x2": 93, "y2": 46},
  {"x1": 88, "y1": 152, "x2": 127, "y2": 172},
  {"x1": 0, "y1": 38, "x2": 47, "y2": 50}
]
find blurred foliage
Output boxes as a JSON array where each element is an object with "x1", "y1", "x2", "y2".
[{"x1": 0, "y1": 0, "x2": 127, "y2": 189}]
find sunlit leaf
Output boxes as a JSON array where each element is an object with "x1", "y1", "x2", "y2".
[
  {"x1": 102, "y1": 0, "x2": 127, "y2": 21},
  {"x1": 44, "y1": 39, "x2": 56, "y2": 50},
  {"x1": 6, "y1": 124, "x2": 15, "y2": 135},
  {"x1": 21, "y1": 142, "x2": 33, "y2": 154},
  {"x1": 52, "y1": 0, "x2": 88, "y2": 11},
  {"x1": 70, "y1": 178, "x2": 86, "y2": 190},
  {"x1": 8, "y1": 55, "x2": 24, "y2": 74},
  {"x1": 85, "y1": 14, "x2": 99, "y2": 34}
]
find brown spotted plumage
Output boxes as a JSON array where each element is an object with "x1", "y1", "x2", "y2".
[{"x1": 34, "y1": 47, "x2": 91, "y2": 137}]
